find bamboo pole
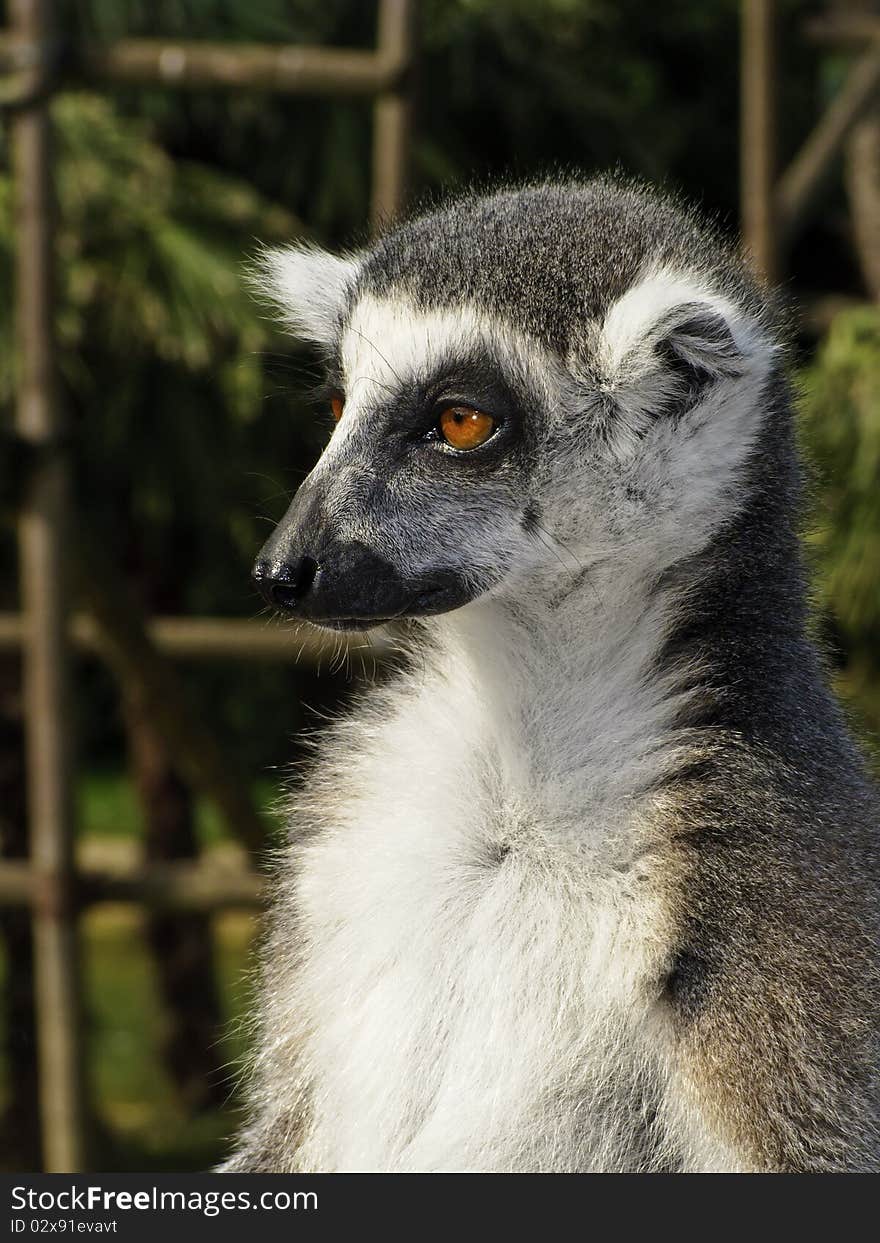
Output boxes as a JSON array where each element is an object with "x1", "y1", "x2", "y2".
[
  {"x1": 80, "y1": 38, "x2": 402, "y2": 94},
  {"x1": 73, "y1": 530, "x2": 269, "y2": 857},
  {"x1": 80, "y1": 862, "x2": 264, "y2": 911},
  {"x1": 776, "y1": 37, "x2": 880, "y2": 250},
  {"x1": 0, "y1": 34, "x2": 406, "y2": 95},
  {"x1": 0, "y1": 860, "x2": 34, "y2": 906},
  {"x1": 0, "y1": 35, "x2": 405, "y2": 95},
  {"x1": 804, "y1": 13, "x2": 880, "y2": 44},
  {"x1": 845, "y1": 110, "x2": 880, "y2": 304},
  {"x1": 371, "y1": 0, "x2": 416, "y2": 229},
  {"x1": 0, "y1": 611, "x2": 394, "y2": 665},
  {"x1": 0, "y1": 859, "x2": 264, "y2": 911},
  {"x1": 9, "y1": 0, "x2": 87, "y2": 1174},
  {"x1": 0, "y1": 3, "x2": 416, "y2": 1169},
  {"x1": 740, "y1": 0, "x2": 778, "y2": 282}
]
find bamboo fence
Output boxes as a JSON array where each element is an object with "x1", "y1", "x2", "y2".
[{"x1": 0, "y1": 0, "x2": 413, "y2": 1171}]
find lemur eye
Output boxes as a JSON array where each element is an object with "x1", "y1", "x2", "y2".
[
  {"x1": 438, "y1": 406, "x2": 496, "y2": 451},
  {"x1": 330, "y1": 395, "x2": 345, "y2": 423}
]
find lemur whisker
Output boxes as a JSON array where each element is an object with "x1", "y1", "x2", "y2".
[
  {"x1": 530, "y1": 523, "x2": 573, "y2": 573},
  {"x1": 532, "y1": 520, "x2": 585, "y2": 574},
  {"x1": 347, "y1": 373, "x2": 399, "y2": 403},
  {"x1": 347, "y1": 324, "x2": 406, "y2": 387}
]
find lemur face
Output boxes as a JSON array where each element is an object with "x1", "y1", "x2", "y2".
[
  {"x1": 252, "y1": 186, "x2": 775, "y2": 630},
  {"x1": 253, "y1": 292, "x2": 554, "y2": 629}
]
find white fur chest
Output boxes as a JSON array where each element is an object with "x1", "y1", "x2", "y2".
[{"x1": 287, "y1": 695, "x2": 677, "y2": 1172}]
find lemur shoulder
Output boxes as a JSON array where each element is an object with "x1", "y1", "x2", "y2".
[{"x1": 223, "y1": 179, "x2": 880, "y2": 1173}]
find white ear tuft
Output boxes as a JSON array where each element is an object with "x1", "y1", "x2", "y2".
[
  {"x1": 596, "y1": 268, "x2": 762, "y2": 383},
  {"x1": 250, "y1": 243, "x2": 360, "y2": 347},
  {"x1": 584, "y1": 267, "x2": 774, "y2": 459}
]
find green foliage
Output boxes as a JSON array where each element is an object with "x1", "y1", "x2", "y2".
[
  {"x1": 0, "y1": 93, "x2": 297, "y2": 408},
  {"x1": 77, "y1": 768, "x2": 284, "y2": 847},
  {"x1": 0, "y1": 90, "x2": 309, "y2": 620},
  {"x1": 0, "y1": 93, "x2": 306, "y2": 594},
  {"x1": 64, "y1": 0, "x2": 376, "y2": 242},
  {"x1": 798, "y1": 307, "x2": 880, "y2": 735},
  {"x1": 0, "y1": 92, "x2": 327, "y2": 769}
]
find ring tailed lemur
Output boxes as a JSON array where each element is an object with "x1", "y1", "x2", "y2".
[{"x1": 225, "y1": 180, "x2": 880, "y2": 1173}]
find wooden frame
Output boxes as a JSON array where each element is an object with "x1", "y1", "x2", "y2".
[{"x1": 740, "y1": 0, "x2": 880, "y2": 278}]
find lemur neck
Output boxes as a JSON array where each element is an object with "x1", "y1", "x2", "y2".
[
  {"x1": 433, "y1": 560, "x2": 683, "y2": 801},
  {"x1": 432, "y1": 504, "x2": 810, "y2": 810}
]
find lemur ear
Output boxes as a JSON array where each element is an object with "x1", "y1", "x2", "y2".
[
  {"x1": 652, "y1": 302, "x2": 746, "y2": 384},
  {"x1": 598, "y1": 273, "x2": 751, "y2": 389},
  {"x1": 250, "y1": 243, "x2": 360, "y2": 347},
  {"x1": 645, "y1": 302, "x2": 748, "y2": 419},
  {"x1": 590, "y1": 270, "x2": 766, "y2": 454}
]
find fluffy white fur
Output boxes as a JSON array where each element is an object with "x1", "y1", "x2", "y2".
[
  {"x1": 251, "y1": 588, "x2": 746, "y2": 1170},
  {"x1": 251, "y1": 243, "x2": 360, "y2": 346}
]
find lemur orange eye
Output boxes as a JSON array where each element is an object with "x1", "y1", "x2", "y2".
[
  {"x1": 438, "y1": 406, "x2": 496, "y2": 451},
  {"x1": 330, "y1": 395, "x2": 345, "y2": 423}
]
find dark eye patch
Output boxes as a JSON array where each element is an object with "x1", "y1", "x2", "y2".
[
  {"x1": 313, "y1": 366, "x2": 346, "y2": 409},
  {"x1": 423, "y1": 352, "x2": 520, "y2": 417},
  {"x1": 319, "y1": 344, "x2": 541, "y2": 477}
]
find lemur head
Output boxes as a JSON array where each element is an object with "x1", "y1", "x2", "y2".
[{"x1": 252, "y1": 180, "x2": 778, "y2": 631}]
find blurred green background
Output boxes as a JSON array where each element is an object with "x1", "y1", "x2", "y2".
[{"x1": 1, "y1": 0, "x2": 879, "y2": 1170}]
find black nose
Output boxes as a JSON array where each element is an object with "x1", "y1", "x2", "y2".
[
  {"x1": 252, "y1": 537, "x2": 472, "y2": 627},
  {"x1": 252, "y1": 554, "x2": 319, "y2": 611}
]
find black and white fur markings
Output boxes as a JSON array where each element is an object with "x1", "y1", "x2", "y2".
[{"x1": 227, "y1": 180, "x2": 880, "y2": 1172}]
